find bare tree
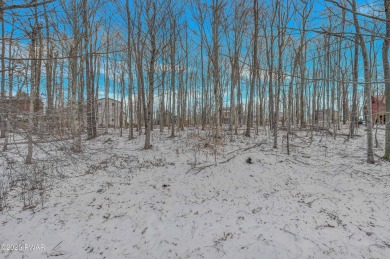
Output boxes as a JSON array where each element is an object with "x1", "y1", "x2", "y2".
[
  {"x1": 170, "y1": 16, "x2": 177, "y2": 138},
  {"x1": 351, "y1": 0, "x2": 374, "y2": 164},
  {"x1": 126, "y1": 0, "x2": 134, "y2": 140},
  {"x1": 83, "y1": 0, "x2": 97, "y2": 139},
  {"x1": 211, "y1": 0, "x2": 224, "y2": 139},
  {"x1": 0, "y1": 1, "x2": 5, "y2": 139},
  {"x1": 245, "y1": 0, "x2": 258, "y2": 138},
  {"x1": 144, "y1": 0, "x2": 158, "y2": 149},
  {"x1": 384, "y1": 0, "x2": 390, "y2": 160},
  {"x1": 350, "y1": 35, "x2": 359, "y2": 138}
]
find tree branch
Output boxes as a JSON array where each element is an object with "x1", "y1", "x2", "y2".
[
  {"x1": 325, "y1": 0, "x2": 386, "y2": 23},
  {"x1": 2, "y1": 0, "x2": 54, "y2": 11}
]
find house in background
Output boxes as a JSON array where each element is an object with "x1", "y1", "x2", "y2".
[
  {"x1": 314, "y1": 109, "x2": 339, "y2": 124},
  {"x1": 0, "y1": 94, "x2": 44, "y2": 131},
  {"x1": 220, "y1": 104, "x2": 244, "y2": 125},
  {"x1": 0, "y1": 96, "x2": 43, "y2": 114},
  {"x1": 221, "y1": 108, "x2": 231, "y2": 124},
  {"x1": 97, "y1": 98, "x2": 126, "y2": 127},
  {"x1": 364, "y1": 95, "x2": 386, "y2": 124}
]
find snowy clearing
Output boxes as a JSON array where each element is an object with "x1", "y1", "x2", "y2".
[{"x1": 0, "y1": 126, "x2": 390, "y2": 259}]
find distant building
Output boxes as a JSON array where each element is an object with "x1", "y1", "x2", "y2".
[
  {"x1": 364, "y1": 95, "x2": 386, "y2": 124},
  {"x1": 0, "y1": 96, "x2": 43, "y2": 114},
  {"x1": 221, "y1": 108, "x2": 231, "y2": 124},
  {"x1": 156, "y1": 110, "x2": 176, "y2": 125},
  {"x1": 97, "y1": 98, "x2": 126, "y2": 127},
  {"x1": 220, "y1": 105, "x2": 243, "y2": 124},
  {"x1": 0, "y1": 95, "x2": 44, "y2": 131},
  {"x1": 314, "y1": 109, "x2": 338, "y2": 123}
]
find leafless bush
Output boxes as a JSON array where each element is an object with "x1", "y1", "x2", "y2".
[
  {"x1": 0, "y1": 180, "x2": 7, "y2": 211},
  {"x1": 187, "y1": 132, "x2": 223, "y2": 166},
  {"x1": 0, "y1": 156, "x2": 58, "y2": 212},
  {"x1": 19, "y1": 163, "x2": 51, "y2": 210}
]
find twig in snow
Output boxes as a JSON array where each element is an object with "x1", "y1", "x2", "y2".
[{"x1": 186, "y1": 155, "x2": 237, "y2": 174}]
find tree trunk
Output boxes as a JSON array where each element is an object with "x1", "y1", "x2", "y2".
[
  {"x1": 105, "y1": 32, "x2": 110, "y2": 133},
  {"x1": 0, "y1": 3, "x2": 5, "y2": 138},
  {"x1": 245, "y1": 0, "x2": 258, "y2": 137},
  {"x1": 170, "y1": 19, "x2": 176, "y2": 138},
  {"x1": 352, "y1": 0, "x2": 374, "y2": 164},
  {"x1": 144, "y1": 2, "x2": 157, "y2": 149},
  {"x1": 350, "y1": 38, "x2": 359, "y2": 138},
  {"x1": 83, "y1": 0, "x2": 96, "y2": 139},
  {"x1": 384, "y1": 0, "x2": 390, "y2": 160},
  {"x1": 212, "y1": 0, "x2": 221, "y2": 139}
]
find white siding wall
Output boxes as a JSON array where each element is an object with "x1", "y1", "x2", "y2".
[{"x1": 97, "y1": 99, "x2": 126, "y2": 127}]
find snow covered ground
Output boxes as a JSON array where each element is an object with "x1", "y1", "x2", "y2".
[{"x1": 0, "y1": 125, "x2": 389, "y2": 259}]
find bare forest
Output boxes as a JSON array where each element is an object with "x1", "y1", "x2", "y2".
[{"x1": 0, "y1": 0, "x2": 390, "y2": 258}]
